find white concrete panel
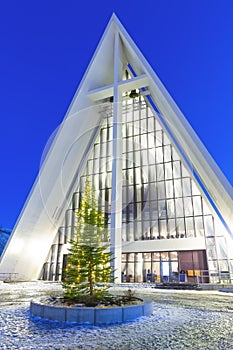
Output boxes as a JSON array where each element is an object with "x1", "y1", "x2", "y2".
[
  {"x1": 122, "y1": 237, "x2": 206, "y2": 253},
  {"x1": 0, "y1": 105, "x2": 104, "y2": 280}
]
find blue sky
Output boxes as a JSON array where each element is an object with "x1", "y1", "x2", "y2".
[{"x1": 0, "y1": 1, "x2": 233, "y2": 229}]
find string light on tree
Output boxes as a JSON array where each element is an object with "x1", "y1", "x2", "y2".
[{"x1": 62, "y1": 177, "x2": 114, "y2": 302}]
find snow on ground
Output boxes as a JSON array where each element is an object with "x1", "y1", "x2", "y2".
[{"x1": 1, "y1": 282, "x2": 233, "y2": 349}]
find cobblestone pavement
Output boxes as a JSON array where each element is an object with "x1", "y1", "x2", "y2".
[{"x1": 1, "y1": 282, "x2": 233, "y2": 349}]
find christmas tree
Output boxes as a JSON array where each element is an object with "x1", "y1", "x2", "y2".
[{"x1": 62, "y1": 178, "x2": 114, "y2": 303}]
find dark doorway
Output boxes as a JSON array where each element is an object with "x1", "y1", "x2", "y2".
[
  {"x1": 179, "y1": 250, "x2": 209, "y2": 283},
  {"x1": 61, "y1": 254, "x2": 67, "y2": 281}
]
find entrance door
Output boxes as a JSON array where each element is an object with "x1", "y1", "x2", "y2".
[
  {"x1": 179, "y1": 250, "x2": 209, "y2": 283},
  {"x1": 161, "y1": 261, "x2": 170, "y2": 282}
]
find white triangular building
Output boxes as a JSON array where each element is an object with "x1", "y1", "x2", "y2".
[{"x1": 1, "y1": 14, "x2": 233, "y2": 283}]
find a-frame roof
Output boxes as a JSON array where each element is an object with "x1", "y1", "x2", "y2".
[
  {"x1": 67, "y1": 13, "x2": 233, "y2": 228},
  {"x1": 0, "y1": 14, "x2": 232, "y2": 280}
]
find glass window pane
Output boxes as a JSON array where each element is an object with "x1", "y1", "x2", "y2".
[
  {"x1": 173, "y1": 161, "x2": 181, "y2": 178},
  {"x1": 171, "y1": 262, "x2": 178, "y2": 275},
  {"x1": 174, "y1": 179, "x2": 182, "y2": 197},
  {"x1": 133, "y1": 120, "x2": 140, "y2": 135},
  {"x1": 177, "y1": 218, "x2": 185, "y2": 237},
  {"x1": 204, "y1": 216, "x2": 214, "y2": 236},
  {"x1": 182, "y1": 164, "x2": 190, "y2": 177},
  {"x1": 164, "y1": 145, "x2": 172, "y2": 162},
  {"x1": 134, "y1": 222, "x2": 141, "y2": 240},
  {"x1": 135, "y1": 187, "x2": 142, "y2": 202},
  {"x1": 72, "y1": 192, "x2": 79, "y2": 210},
  {"x1": 156, "y1": 147, "x2": 163, "y2": 163},
  {"x1": 172, "y1": 148, "x2": 180, "y2": 161},
  {"x1": 195, "y1": 216, "x2": 204, "y2": 237},
  {"x1": 182, "y1": 178, "x2": 192, "y2": 196},
  {"x1": 142, "y1": 150, "x2": 148, "y2": 166},
  {"x1": 149, "y1": 165, "x2": 156, "y2": 182},
  {"x1": 93, "y1": 173, "x2": 99, "y2": 189},
  {"x1": 168, "y1": 219, "x2": 176, "y2": 235},
  {"x1": 203, "y1": 201, "x2": 211, "y2": 215},
  {"x1": 134, "y1": 109, "x2": 139, "y2": 121},
  {"x1": 142, "y1": 184, "x2": 149, "y2": 201},
  {"x1": 133, "y1": 135, "x2": 140, "y2": 150},
  {"x1": 148, "y1": 133, "x2": 155, "y2": 148},
  {"x1": 143, "y1": 252, "x2": 151, "y2": 261},
  {"x1": 94, "y1": 144, "x2": 100, "y2": 158},
  {"x1": 143, "y1": 204, "x2": 150, "y2": 221},
  {"x1": 134, "y1": 151, "x2": 140, "y2": 166},
  {"x1": 141, "y1": 133, "x2": 147, "y2": 148},
  {"x1": 216, "y1": 237, "x2": 228, "y2": 259},
  {"x1": 129, "y1": 187, "x2": 135, "y2": 206},
  {"x1": 101, "y1": 128, "x2": 107, "y2": 142},
  {"x1": 151, "y1": 201, "x2": 158, "y2": 220},
  {"x1": 106, "y1": 157, "x2": 112, "y2": 171},
  {"x1": 151, "y1": 222, "x2": 159, "y2": 237},
  {"x1": 166, "y1": 180, "x2": 174, "y2": 198},
  {"x1": 158, "y1": 200, "x2": 166, "y2": 218},
  {"x1": 157, "y1": 182, "x2": 165, "y2": 199},
  {"x1": 134, "y1": 167, "x2": 141, "y2": 184},
  {"x1": 100, "y1": 156, "x2": 107, "y2": 171},
  {"x1": 167, "y1": 199, "x2": 175, "y2": 217},
  {"x1": 193, "y1": 196, "x2": 202, "y2": 216},
  {"x1": 170, "y1": 252, "x2": 178, "y2": 260},
  {"x1": 161, "y1": 252, "x2": 169, "y2": 261},
  {"x1": 127, "y1": 138, "x2": 133, "y2": 152},
  {"x1": 65, "y1": 209, "x2": 73, "y2": 227},
  {"x1": 100, "y1": 142, "x2": 107, "y2": 158},
  {"x1": 163, "y1": 133, "x2": 170, "y2": 145},
  {"x1": 94, "y1": 158, "x2": 99, "y2": 170},
  {"x1": 159, "y1": 219, "x2": 167, "y2": 238},
  {"x1": 175, "y1": 198, "x2": 184, "y2": 216},
  {"x1": 157, "y1": 163, "x2": 164, "y2": 181},
  {"x1": 126, "y1": 222, "x2": 134, "y2": 241},
  {"x1": 127, "y1": 123, "x2": 133, "y2": 136},
  {"x1": 126, "y1": 109, "x2": 133, "y2": 122},
  {"x1": 142, "y1": 169, "x2": 149, "y2": 184},
  {"x1": 141, "y1": 118, "x2": 147, "y2": 131},
  {"x1": 87, "y1": 159, "x2": 93, "y2": 175},
  {"x1": 152, "y1": 252, "x2": 160, "y2": 261},
  {"x1": 184, "y1": 197, "x2": 193, "y2": 216},
  {"x1": 155, "y1": 130, "x2": 162, "y2": 146},
  {"x1": 165, "y1": 162, "x2": 173, "y2": 179},
  {"x1": 107, "y1": 141, "x2": 112, "y2": 157},
  {"x1": 149, "y1": 183, "x2": 157, "y2": 200},
  {"x1": 185, "y1": 217, "x2": 194, "y2": 237},
  {"x1": 148, "y1": 117, "x2": 155, "y2": 132},
  {"x1": 148, "y1": 149, "x2": 156, "y2": 165},
  {"x1": 192, "y1": 180, "x2": 200, "y2": 195}
]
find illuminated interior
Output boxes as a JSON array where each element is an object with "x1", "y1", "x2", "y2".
[{"x1": 42, "y1": 95, "x2": 232, "y2": 283}]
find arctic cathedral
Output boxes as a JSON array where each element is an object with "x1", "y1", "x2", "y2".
[{"x1": 1, "y1": 15, "x2": 233, "y2": 284}]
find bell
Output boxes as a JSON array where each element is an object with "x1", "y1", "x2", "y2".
[{"x1": 129, "y1": 89, "x2": 139, "y2": 98}]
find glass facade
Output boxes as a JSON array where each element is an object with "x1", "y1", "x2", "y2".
[
  {"x1": 122, "y1": 251, "x2": 179, "y2": 283},
  {"x1": 121, "y1": 98, "x2": 208, "y2": 242},
  {"x1": 42, "y1": 95, "x2": 232, "y2": 283}
]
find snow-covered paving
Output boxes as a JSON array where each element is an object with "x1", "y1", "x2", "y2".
[{"x1": 1, "y1": 282, "x2": 233, "y2": 349}]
